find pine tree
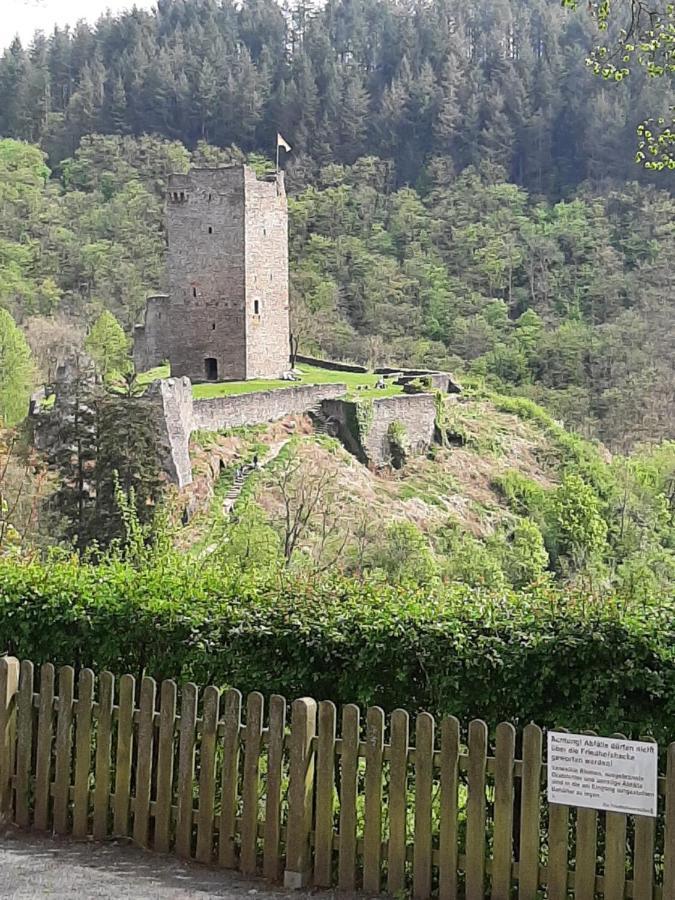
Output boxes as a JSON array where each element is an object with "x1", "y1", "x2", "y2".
[
  {"x1": 95, "y1": 373, "x2": 163, "y2": 548},
  {"x1": 50, "y1": 356, "x2": 100, "y2": 553}
]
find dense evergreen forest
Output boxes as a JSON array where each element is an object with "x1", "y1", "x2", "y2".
[{"x1": 0, "y1": 0, "x2": 671, "y2": 193}]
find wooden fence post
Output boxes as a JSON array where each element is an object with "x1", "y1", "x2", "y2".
[
  {"x1": 0, "y1": 656, "x2": 20, "y2": 825},
  {"x1": 284, "y1": 698, "x2": 317, "y2": 889}
]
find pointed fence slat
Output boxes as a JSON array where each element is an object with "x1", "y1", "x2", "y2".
[
  {"x1": 218, "y1": 688, "x2": 242, "y2": 868},
  {"x1": 633, "y1": 737, "x2": 657, "y2": 900},
  {"x1": 603, "y1": 733, "x2": 628, "y2": 900},
  {"x1": 241, "y1": 691, "x2": 264, "y2": 875},
  {"x1": 263, "y1": 694, "x2": 287, "y2": 882},
  {"x1": 547, "y1": 728, "x2": 570, "y2": 900},
  {"x1": 388, "y1": 708, "x2": 410, "y2": 896},
  {"x1": 0, "y1": 657, "x2": 19, "y2": 825},
  {"x1": 15, "y1": 660, "x2": 34, "y2": 829},
  {"x1": 491, "y1": 722, "x2": 515, "y2": 900},
  {"x1": 363, "y1": 706, "x2": 385, "y2": 894},
  {"x1": 663, "y1": 742, "x2": 675, "y2": 900},
  {"x1": 439, "y1": 715, "x2": 459, "y2": 900},
  {"x1": 575, "y1": 732, "x2": 599, "y2": 900},
  {"x1": 133, "y1": 676, "x2": 157, "y2": 849},
  {"x1": 175, "y1": 683, "x2": 198, "y2": 860},
  {"x1": 633, "y1": 811, "x2": 656, "y2": 900},
  {"x1": 337, "y1": 703, "x2": 360, "y2": 891},
  {"x1": 113, "y1": 674, "x2": 135, "y2": 838},
  {"x1": 283, "y1": 698, "x2": 317, "y2": 890},
  {"x1": 93, "y1": 671, "x2": 114, "y2": 840},
  {"x1": 53, "y1": 666, "x2": 75, "y2": 835},
  {"x1": 154, "y1": 679, "x2": 177, "y2": 854},
  {"x1": 518, "y1": 723, "x2": 543, "y2": 900},
  {"x1": 33, "y1": 662, "x2": 55, "y2": 831},
  {"x1": 465, "y1": 719, "x2": 488, "y2": 900},
  {"x1": 413, "y1": 712, "x2": 435, "y2": 900},
  {"x1": 72, "y1": 669, "x2": 94, "y2": 838},
  {"x1": 314, "y1": 700, "x2": 337, "y2": 888},
  {"x1": 196, "y1": 685, "x2": 220, "y2": 864}
]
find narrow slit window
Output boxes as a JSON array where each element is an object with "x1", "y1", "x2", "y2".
[
  {"x1": 193, "y1": 287, "x2": 197, "y2": 298},
  {"x1": 254, "y1": 299, "x2": 260, "y2": 315},
  {"x1": 212, "y1": 322, "x2": 216, "y2": 330},
  {"x1": 208, "y1": 226, "x2": 213, "y2": 234}
]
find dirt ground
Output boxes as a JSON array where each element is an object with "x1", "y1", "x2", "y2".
[{"x1": 0, "y1": 829, "x2": 339, "y2": 900}]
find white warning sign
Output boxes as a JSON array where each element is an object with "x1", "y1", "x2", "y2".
[{"x1": 547, "y1": 731, "x2": 658, "y2": 817}]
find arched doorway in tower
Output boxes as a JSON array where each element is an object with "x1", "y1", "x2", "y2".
[{"x1": 204, "y1": 357, "x2": 218, "y2": 381}]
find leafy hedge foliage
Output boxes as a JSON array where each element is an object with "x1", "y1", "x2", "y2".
[{"x1": 1, "y1": 559, "x2": 674, "y2": 742}]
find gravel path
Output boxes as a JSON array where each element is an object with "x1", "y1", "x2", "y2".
[{"x1": 0, "y1": 830, "x2": 336, "y2": 900}]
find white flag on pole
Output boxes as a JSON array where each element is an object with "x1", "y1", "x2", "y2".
[{"x1": 277, "y1": 133, "x2": 292, "y2": 153}]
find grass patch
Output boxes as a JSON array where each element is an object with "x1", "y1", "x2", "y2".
[
  {"x1": 140, "y1": 362, "x2": 408, "y2": 400},
  {"x1": 137, "y1": 364, "x2": 170, "y2": 384}
]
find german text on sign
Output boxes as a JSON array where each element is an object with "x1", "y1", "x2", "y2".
[{"x1": 547, "y1": 731, "x2": 658, "y2": 817}]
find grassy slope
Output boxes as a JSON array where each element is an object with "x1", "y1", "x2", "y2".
[{"x1": 180, "y1": 395, "x2": 567, "y2": 553}]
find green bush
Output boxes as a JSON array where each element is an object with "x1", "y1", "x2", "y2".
[
  {"x1": 492, "y1": 470, "x2": 548, "y2": 518},
  {"x1": 1, "y1": 557, "x2": 675, "y2": 741}
]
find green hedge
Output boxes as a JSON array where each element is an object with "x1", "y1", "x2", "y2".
[{"x1": 1, "y1": 559, "x2": 674, "y2": 741}]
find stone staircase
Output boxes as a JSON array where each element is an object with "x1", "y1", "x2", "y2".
[
  {"x1": 222, "y1": 467, "x2": 250, "y2": 512},
  {"x1": 222, "y1": 438, "x2": 290, "y2": 516},
  {"x1": 309, "y1": 403, "x2": 332, "y2": 436}
]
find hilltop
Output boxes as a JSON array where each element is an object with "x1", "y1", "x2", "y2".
[{"x1": 175, "y1": 385, "x2": 662, "y2": 596}]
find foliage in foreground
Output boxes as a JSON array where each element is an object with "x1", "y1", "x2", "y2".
[{"x1": 1, "y1": 555, "x2": 674, "y2": 743}]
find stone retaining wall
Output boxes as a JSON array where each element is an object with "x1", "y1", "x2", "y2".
[
  {"x1": 193, "y1": 383, "x2": 346, "y2": 432},
  {"x1": 322, "y1": 394, "x2": 437, "y2": 467},
  {"x1": 147, "y1": 379, "x2": 347, "y2": 486}
]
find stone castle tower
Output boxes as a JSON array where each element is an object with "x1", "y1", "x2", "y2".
[{"x1": 134, "y1": 165, "x2": 290, "y2": 381}]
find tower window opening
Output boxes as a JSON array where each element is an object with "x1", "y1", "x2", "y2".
[
  {"x1": 208, "y1": 226, "x2": 213, "y2": 234},
  {"x1": 193, "y1": 287, "x2": 197, "y2": 298},
  {"x1": 254, "y1": 299, "x2": 260, "y2": 315},
  {"x1": 212, "y1": 322, "x2": 216, "y2": 330}
]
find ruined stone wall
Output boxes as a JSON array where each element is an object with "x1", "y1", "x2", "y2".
[
  {"x1": 244, "y1": 169, "x2": 290, "y2": 378},
  {"x1": 322, "y1": 394, "x2": 437, "y2": 467},
  {"x1": 146, "y1": 377, "x2": 195, "y2": 488},
  {"x1": 133, "y1": 294, "x2": 170, "y2": 372},
  {"x1": 143, "y1": 380, "x2": 347, "y2": 485},
  {"x1": 193, "y1": 383, "x2": 346, "y2": 432}
]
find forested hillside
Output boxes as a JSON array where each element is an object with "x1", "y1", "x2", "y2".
[
  {"x1": 0, "y1": 0, "x2": 670, "y2": 193},
  {"x1": 1, "y1": 134, "x2": 674, "y2": 448}
]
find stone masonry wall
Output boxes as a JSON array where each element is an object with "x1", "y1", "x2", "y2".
[
  {"x1": 165, "y1": 168, "x2": 248, "y2": 382},
  {"x1": 244, "y1": 168, "x2": 290, "y2": 378},
  {"x1": 145, "y1": 379, "x2": 347, "y2": 485},
  {"x1": 134, "y1": 165, "x2": 290, "y2": 384},
  {"x1": 146, "y1": 377, "x2": 195, "y2": 488},
  {"x1": 133, "y1": 294, "x2": 169, "y2": 372},
  {"x1": 193, "y1": 383, "x2": 346, "y2": 431},
  {"x1": 322, "y1": 394, "x2": 437, "y2": 467}
]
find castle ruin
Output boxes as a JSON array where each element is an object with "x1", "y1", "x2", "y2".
[{"x1": 134, "y1": 165, "x2": 290, "y2": 382}]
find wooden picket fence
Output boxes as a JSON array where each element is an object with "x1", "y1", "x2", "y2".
[{"x1": 2, "y1": 657, "x2": 675, "y2": 899}]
